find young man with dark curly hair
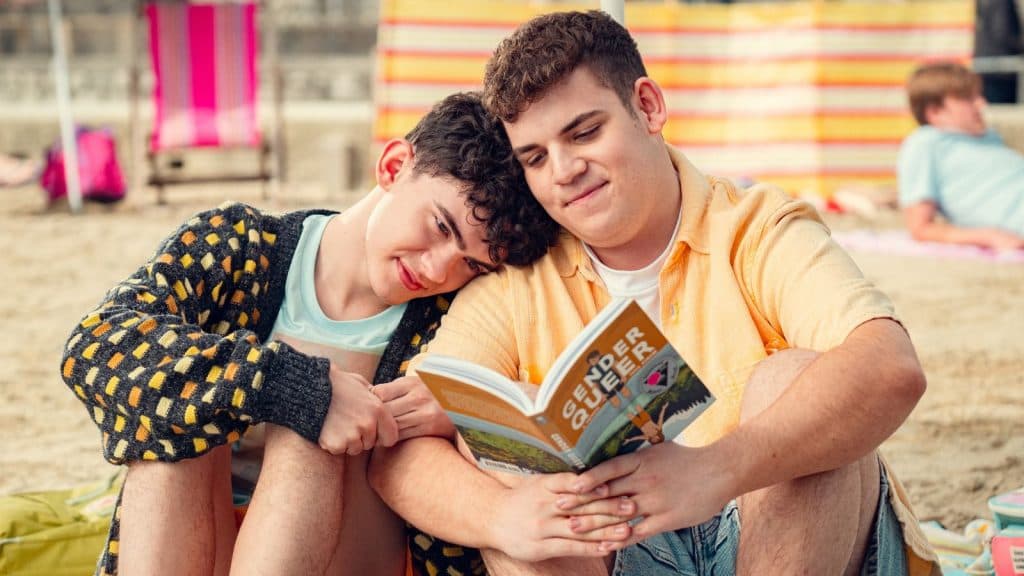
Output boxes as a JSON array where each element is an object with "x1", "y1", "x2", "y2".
[
  {"x1": 371, "y1": 11, "x2": 940, "y2": 576},
  {"x1": 60, "y1": 92, "x2": 559, "y2": 576}
]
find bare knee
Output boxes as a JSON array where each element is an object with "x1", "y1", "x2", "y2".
[
  {"x1": 260, "y1": 424, "x2": 344, "y2": 484},
  {"x1": 121, "y1": 446, "x2": 234, "y2": 576},
  {"x1": 740, "y1": 348, "x2": 819, "y2": 423}
]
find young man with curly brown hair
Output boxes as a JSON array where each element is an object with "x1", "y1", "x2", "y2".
[
  {"x1": 371, "y1": 11, "x2": 940, "y2": 576},
  {"x1": 61, "y1": 92, "x2": 559, "y2": 576}
]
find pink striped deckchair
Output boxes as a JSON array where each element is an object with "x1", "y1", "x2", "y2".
[{"x1": 144, "y1": 1, "x2": 272, "y2": 202}]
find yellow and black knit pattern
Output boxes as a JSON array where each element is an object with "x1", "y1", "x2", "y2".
[{"x1": 61, "y1": 202, "x2": 335, "y2": 465}]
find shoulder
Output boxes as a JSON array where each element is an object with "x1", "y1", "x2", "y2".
[
  {"x1": 716, "y1": 180, "x2": 817, "y2": 231},
  {"x1": 899, "y1": 126, "x2": 942, "y2": 155}
]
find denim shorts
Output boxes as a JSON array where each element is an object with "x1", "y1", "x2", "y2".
[{"x1": 612, "y1": 463, "x2": 906, "y2": 575}]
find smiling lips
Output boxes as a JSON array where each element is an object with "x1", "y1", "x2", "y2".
[
  {"x1": 566, "y1": 181, "x2": 607, "y2": 207},
  {"x1": 397, "y1": 260, "x2": 425, "y2": 291}
]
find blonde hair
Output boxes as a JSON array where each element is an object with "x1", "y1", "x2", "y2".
[{"x1": 907, "y1": 62, "x2": 981, "y2": 125}]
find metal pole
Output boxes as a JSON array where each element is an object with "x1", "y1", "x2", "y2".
[
  {"x1": 47, "y1": 0, "x2": 83, "y2": 213},
  {"x1": 601, "y1": 0, "x2": 624, "y2": 25},
  {"x1": 266, "y1": 0, "x2": 284, "y2": 199}
]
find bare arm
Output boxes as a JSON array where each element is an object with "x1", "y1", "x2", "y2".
[
  {"x1": 716, "y1": 318, "x2": 924, "y2": 494},
  {"x1": 574, "y1": 318, "x2": 925, "y2": 544},
  {"x1": 369, "y1": 434, "x2": 630, "y2": 561},
  {"x1": 904, "y1": 201, "x2": 1024, "y2": 250}
]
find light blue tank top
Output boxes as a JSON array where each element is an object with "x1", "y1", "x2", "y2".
[{"x1": 269, "y1": 214, "x2": 407, "y2": 368}]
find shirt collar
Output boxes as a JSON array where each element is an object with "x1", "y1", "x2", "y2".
[{"x1": 555, "y1": 144, "x2": 713, "y2": 278}]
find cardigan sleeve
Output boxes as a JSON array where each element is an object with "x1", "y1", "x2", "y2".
[{"x1": 60, "y1": 202, "x2": 332, "y2": 464}]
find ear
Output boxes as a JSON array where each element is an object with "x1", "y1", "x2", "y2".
[
  {"x1": 375, "y1": 139, "x2": 414, "y2": 190},
  {"x1": 923, "y1": 100, "x2": 947, "y2": 126},
  {"x1": 632, "y1": 77, "x2": 668, "y2": 134}
]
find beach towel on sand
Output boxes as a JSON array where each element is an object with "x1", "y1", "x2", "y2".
[
  {"x1": 0, "y1": 473, "x2": 122, "y2": 576},
  {"x1": 832, "y1": 229, "x2": 1024, "y2": 263}
]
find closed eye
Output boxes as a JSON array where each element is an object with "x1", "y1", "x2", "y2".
[
  {"x1": 524, "y1": 151, "x2": 546, "y2": 168},
  {"x1": 435, "y1": 215, "x2": 450, "y2": 237},
  {"x1": 574, "y1": 125, "x2": 599, "y2": 141}
]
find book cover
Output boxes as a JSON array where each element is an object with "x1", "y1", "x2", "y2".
[{"x1": 417, "y1": 298, "x2": 714, "y2": 474}]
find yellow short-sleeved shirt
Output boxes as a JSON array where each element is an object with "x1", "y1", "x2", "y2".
[{"x1": 415, "y1": 146, "x2": 939, "y2": 575}]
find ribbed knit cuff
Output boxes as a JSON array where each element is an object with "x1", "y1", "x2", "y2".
[{"x1": 256, "y1": 345, "x2": 332, "y2": 445}]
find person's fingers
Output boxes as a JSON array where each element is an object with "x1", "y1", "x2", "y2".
[
  {"x1": 376, "y1": 411, "x2": 399, "y2": 448},
  {"x1": 345, "y1": 437, "x2": 364, "y2": 456},
  {"x1": 554, "y1": 484, "x2": 610, "y2": 510},
  {"x1": 381, "y1": 393, "x2": 420, "y2": 418},
  {"x1": 568, "y1": 516, "x2": 633, "y2": 540},
  {"x1": 573, "y1": 454, "x2": 640, "y2": 495},
  {"x1": 534, "y1": 537, "x2": 614, "y2": 559},
  {"x1": 371, "y1": 380, "x2": 408, "y2": 403},
  {"x1": 562, "y1": 495, "x2": 635, "y2": 517}
]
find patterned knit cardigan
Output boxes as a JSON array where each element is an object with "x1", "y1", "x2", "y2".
[{"x1": 61, "y1": 202, "x2": 484, "y2": 576}]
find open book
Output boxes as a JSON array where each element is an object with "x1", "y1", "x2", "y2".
[{"x1": 417, "y1": 298, "x2": 714, "y2": 475}]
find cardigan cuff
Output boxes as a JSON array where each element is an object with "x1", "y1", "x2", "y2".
[{"x1": 256, "y1": 345, "x2": 332, "y2": 445}]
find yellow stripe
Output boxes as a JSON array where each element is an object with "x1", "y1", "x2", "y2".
[
  {"x1": 379, "y1": 1, "x2": 969, "y2": 31},
  {"x1": 206, "y1": 365, "x2": 223, "y2": 383},
  {"x1": 82, "y1": 342, "x2": 100, "y2": 360},
  {"x1": 232, "y1": 388, "x2": 246, "y2": 408},
  {"x1": 380, "y1": 54, "x2": 486, "y2": 84},
  {"x1": 133, "y1": 342, "x2": 150, "y2": 359},
  {"x1": 662, "y1": 115, "x2": 915, "y2": 144},
  {"x1": 105, "y1": 376, "x2": 121, "y2": 396},
  {"x1": 173, "y1": 281, "x2": 188, "y2": 301},
  {"x1": 379, "y1": 0, "x2": 579, "y2": 23}
]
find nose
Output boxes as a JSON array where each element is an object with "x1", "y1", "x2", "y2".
[
  {"x1": 420, "y1": 244, "x2": 460, "y2": 286},
  {"x1": 551, "y1": 147, "x2": 584, "y2": 186}
]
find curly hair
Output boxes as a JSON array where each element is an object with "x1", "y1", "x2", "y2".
[
  {"x1": 404, "y1": 92, "x2": 560, "y2": 266},
  {"x1": 906, "y1": 62, "x2": 981, "y2": 125},
  {"x1": 483, "y1": 10, "x2": 647, "y2": 123}
]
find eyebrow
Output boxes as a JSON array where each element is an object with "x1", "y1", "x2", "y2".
[
  {"x1": 436, "y1": 202, "x2": 498, "y2": 273},
  {"x1": 512, "y1": 109, "x2": 603, "y2": 156}
]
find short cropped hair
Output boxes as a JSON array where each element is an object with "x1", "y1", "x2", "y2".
[
  {"x1": 482, "y1": 10, "x2": 647, "y2": 123},
  {"x1": 405, "y1": 92, "x2": 560, "y2": 266},
  {"x1": 907, "y1": 62, "x2": 982, "y2": 125}
]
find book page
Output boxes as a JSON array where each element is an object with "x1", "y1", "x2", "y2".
[
  {"x1": 419, "y1": 371, "x2": 549, "y2": 444},
  {"x1": 539, "y1": 301, "x2": 666, "y2": 447}
]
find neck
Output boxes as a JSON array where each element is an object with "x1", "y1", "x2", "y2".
[{"x1": 316, "y1": 188, "x2": 390, "y2": 320}]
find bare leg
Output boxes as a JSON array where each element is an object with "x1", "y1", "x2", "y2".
[
  {"x1": 119, "y1": 444, "x2": 237, "y2": 576},
  {"x1": 482, "y1": 550, "x2": 609, "y2": 576},
  {"x1": 230, "y1": 424, "x2": 346, "y2": 576},
  {"x1": 324, "y1": 451, "x2": 407, "y2": 576},
  {"x1": 735, "y1": 349, "x2": 880, "y2": 576}
]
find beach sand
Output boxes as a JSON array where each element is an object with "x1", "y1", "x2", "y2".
[{"x1": 1, "y1": 182, "x2": 1021, "y2": 532}]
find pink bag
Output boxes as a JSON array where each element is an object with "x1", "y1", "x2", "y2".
[{"x1": 40, "y1": 127, "x2": 126, "y2": 204}]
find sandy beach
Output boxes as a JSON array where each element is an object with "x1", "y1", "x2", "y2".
[{"x1": 1, "y1": 181, "x2": 1021, "y2": 532}]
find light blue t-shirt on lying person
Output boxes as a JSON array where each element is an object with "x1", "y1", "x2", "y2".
[
  {"x1": 897, "y1": 126, "x2": 1024, "y2": 236},
  {"x1": 269, "y1": 214, "x2": 407, "y2": 372}
]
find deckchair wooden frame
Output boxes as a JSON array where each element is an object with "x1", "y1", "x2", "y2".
[{"x1": 129, "y1": 0, "x2": 284, "y2": 204}]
